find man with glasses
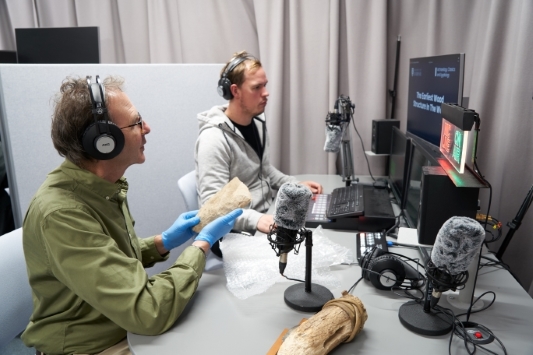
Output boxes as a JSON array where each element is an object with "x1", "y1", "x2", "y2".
[{"x1": 21, "y1": 75, "x2": 242, "y2": 355}]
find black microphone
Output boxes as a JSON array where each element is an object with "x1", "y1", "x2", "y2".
[
  {"x1": 267, "y1": 183, "x2": 312, "y2": 275},
  {"x1": 425, "y1": 216, "x2": 485, "y2": 309}
]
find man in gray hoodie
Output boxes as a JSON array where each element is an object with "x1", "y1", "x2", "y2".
[{"x1": 195, "y1": 51, "x2": 322, "y2": 236}]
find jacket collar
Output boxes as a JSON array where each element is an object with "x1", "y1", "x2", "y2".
[{"x1": 59, "y1": 160, "x2": 128, "y2": 201}]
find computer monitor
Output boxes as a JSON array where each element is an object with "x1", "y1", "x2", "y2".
[
  {"x1": 15, "y1": 27, "x2": 100, "y2": 64},
  {"x1": 403, "y1": 141, "x2": 433, "y2": 228},
  {"x1": 388, "y1": 126, "x2": 412, "y2": 210},
  {"x1": 406, "y1": 53, "x2": 465, "y2": 147}
]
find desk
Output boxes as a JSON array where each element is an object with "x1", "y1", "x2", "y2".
[{"x1": 128, "y1": 174, "x2": 533, "y2": 354}]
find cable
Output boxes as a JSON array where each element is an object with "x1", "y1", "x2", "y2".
[
  {"x1": 385, "y1": 210, "x2": 405, "y2": 236},
  {"x1": 455, "y1": 291, "x2": 496, "y2": 318},
  {"x1": 281, "y1": 274, "x2": 305, "y2": 283},
  {"x1": 479, "y1": 255, "x2": 511, "y2": 271},
  {"x1": 347, "y1": 276, "x2": 364, "y2": 294},
  {"x1": 474, "y1": 159, "x2": 492, "y2": 234},
  {"x1": 468, "y1": 141, "x2": 493, "y2": 323},
  {"x1": 429, "y1": 302, "x2": 508, "y2": 355},
  {"x1": 388, "y1": 241, "x2": 421, "y2": 250},
  {"x1": 347, "y1": 106, "x2": 378, "y2": 182},
  {"x1": 476, "y1": 213, "x2": 503, "y2": 243}
]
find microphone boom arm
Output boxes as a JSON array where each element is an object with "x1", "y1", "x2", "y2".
[
  {"x1": 496, "y1": 183, "x2": 533, "y2": 260},
  {"x1": 338, "y1": 96, "x2": 355, "y2": 186},
  {"x1": 340, "y1": 121, "x2": 354, "y2": 186}
]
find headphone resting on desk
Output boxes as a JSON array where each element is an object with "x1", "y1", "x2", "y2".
[{"x1": 360, "y1": 247, "x2": 425, "y2": 291}]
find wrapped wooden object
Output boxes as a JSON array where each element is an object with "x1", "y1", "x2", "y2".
[
  {"x1": 193, "y1": 177, "x2": 251, "y2": 233},
  {"x1": 278, "y1": 291, "x2": 368, "y2": 355}
]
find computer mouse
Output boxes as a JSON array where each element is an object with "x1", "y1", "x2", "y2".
[{"x1": 373, "y1": 180, "x2": 388, "y2": 189}]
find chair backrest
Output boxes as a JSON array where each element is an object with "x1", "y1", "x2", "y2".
[
  {"x1": 0, "y1": 228, "x2": 33, "y2": 347},
  {"x1": 177, "y1": 170, "x2": 224, "y2": 270},
  {"x1": 177, "y1": 170, "x2": 199, "y2": 211}
]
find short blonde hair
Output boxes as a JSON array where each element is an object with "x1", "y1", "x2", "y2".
[{"x1": 220, "y1": 50, "x2": 262, "y2": 88}]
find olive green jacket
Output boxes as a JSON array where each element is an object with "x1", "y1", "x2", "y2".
[{"x1": 22, "y1": 160, "x2": 205, "y2": 355}]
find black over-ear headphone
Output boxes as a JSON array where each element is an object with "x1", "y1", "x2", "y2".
[
  {"x1": 360, "y1": 247, "x2": 425, "y2": 291},
  {"x1": 82, "y1": 75, "x2": 125, "y2": 160},
  {"x1": 217, "y1": 56, "x2": 252, "y2": 100}
]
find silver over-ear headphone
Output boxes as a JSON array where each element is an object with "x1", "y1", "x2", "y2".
[{"x1": 82, "y1": 75, "x2": 124, "y2": 160}]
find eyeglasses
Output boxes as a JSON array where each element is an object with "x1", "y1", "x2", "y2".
[{"x1": 120, "y1": 113, "x2": 144, "y2": 131}]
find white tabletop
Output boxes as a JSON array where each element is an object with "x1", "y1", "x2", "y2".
[{"x1": 128, "y1": 174, "x2": 533, "y2": 354}]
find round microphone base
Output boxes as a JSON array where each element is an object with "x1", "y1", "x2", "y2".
[
  {"x1": 284, "y1": 283, "x2": 334, "y2": 312},
  {"x1": 398, "y1": 301, "x2": 452, "y2": 336}
]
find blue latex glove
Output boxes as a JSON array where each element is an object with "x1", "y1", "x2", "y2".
[
  {"x1": 194, "y1": 209, "x2": 243, "y2": 247},
  {"x1": 161, "y1": 210, "x2": 200, "y2": 250}
]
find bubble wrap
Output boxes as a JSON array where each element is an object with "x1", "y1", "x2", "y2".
[{"x1": 220, "y1": 226, "x2": 354, "y2": 300}]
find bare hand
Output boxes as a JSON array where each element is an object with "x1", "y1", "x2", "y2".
[
  {"x1": 299, "y1": 181, "x2": 323, "y2": 194},
  {"x1": 256, "y1": 214, "x2": 275, "y2": 234}
]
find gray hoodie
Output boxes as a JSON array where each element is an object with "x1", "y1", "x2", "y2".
[{"x1": 195, "y1": 105, "x2": 297, "y2": 233}]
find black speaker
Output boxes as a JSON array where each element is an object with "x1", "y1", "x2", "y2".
[
  {"x1": 371, "y1": 119, "x2": 400, "y2": 154},
  {"x1": 82, "y1": 75, "x2": 124, "y2": 160},
  {"x1": 217, "y1": 55, "x2": 252, "y2": 100},
  {"x1": 0, "y1": 50, "x2": 17, "y2": 63},
  {"x1": 417, "y1": 166, "x2": 479, "y2": 245}
]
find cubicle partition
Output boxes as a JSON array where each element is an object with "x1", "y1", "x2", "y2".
[{"x1": 0, "y1": 64, "x2": 224, "y2": 272}]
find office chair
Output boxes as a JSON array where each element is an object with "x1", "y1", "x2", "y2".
[
  {"x1": 177, "y1": 170, "x2": 223, "y2": 270},
  {"x1": 0, "y1": 228, "x2": 33, "y2": 348},
  {"x1": 177, "y1": 170, "x2": 199, "y2": 210}
]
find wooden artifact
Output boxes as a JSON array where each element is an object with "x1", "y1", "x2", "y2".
[
  {"x1": 278, "y1": 291, "x2": 368, "y2": 355},
  {"x1": 193, "y1": 177, "x2": 251, "y2": 233}
]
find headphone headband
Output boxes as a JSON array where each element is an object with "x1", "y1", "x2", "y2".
[{"x1": 222, "y1": 55, "x2": 252, "y2": 78}]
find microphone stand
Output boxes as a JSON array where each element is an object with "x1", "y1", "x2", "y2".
[
  {"x1": 338, "y1": 97, "x2": 355, "y2": 187},
  {"x1": 283, "y1": 229, "x2": 334, "y2": 312},
  {"x1": 398, "y1": 263, "x2": 454, "y2": 336},
  {"x1": 496, "y1": 183, "x2": 533, "y2": 260}
]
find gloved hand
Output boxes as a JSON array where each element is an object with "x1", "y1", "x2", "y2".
[
  {"x1": 161, "y1": 210, "x2": 200, "y2": 250},
  {"x1": 194, "y1": 209, "x2": 243, "y2": 247}
]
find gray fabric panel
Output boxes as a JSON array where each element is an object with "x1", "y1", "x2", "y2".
[{"x1": 0, "y1": 64, "x2": 224, "y2": 247}]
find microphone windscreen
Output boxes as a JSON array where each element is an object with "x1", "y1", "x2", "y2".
[
  {"x1": 324, "y1": 125, "x2": 342, "y2": 153},
  {"x1": 274, "y1": 183, "x2": 312, "y2": 230},
  {"x1": 431, "y1": 216, "x2": 485, "y2": 275}
]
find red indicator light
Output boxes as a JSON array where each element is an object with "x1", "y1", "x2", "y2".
[{"x1": 474, "y1": 332, "x2": 483, "y2": 339}]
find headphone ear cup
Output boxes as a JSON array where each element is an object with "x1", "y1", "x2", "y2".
[
  {"x1": 217, "y1": 77, "x2": 233, "y2": 100},
  {"x1": 361, "y1": 247, "x2": 386, "y2": 280},
  {"x1": 367, "y1": 255, "x2": 406, "y2": 290},
  {"x1": 218, "y1": 55, "x2": 253, "y2": 100},
  {"x1": 82, "y1": 121, "x2": 125, "y2": 160}
]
